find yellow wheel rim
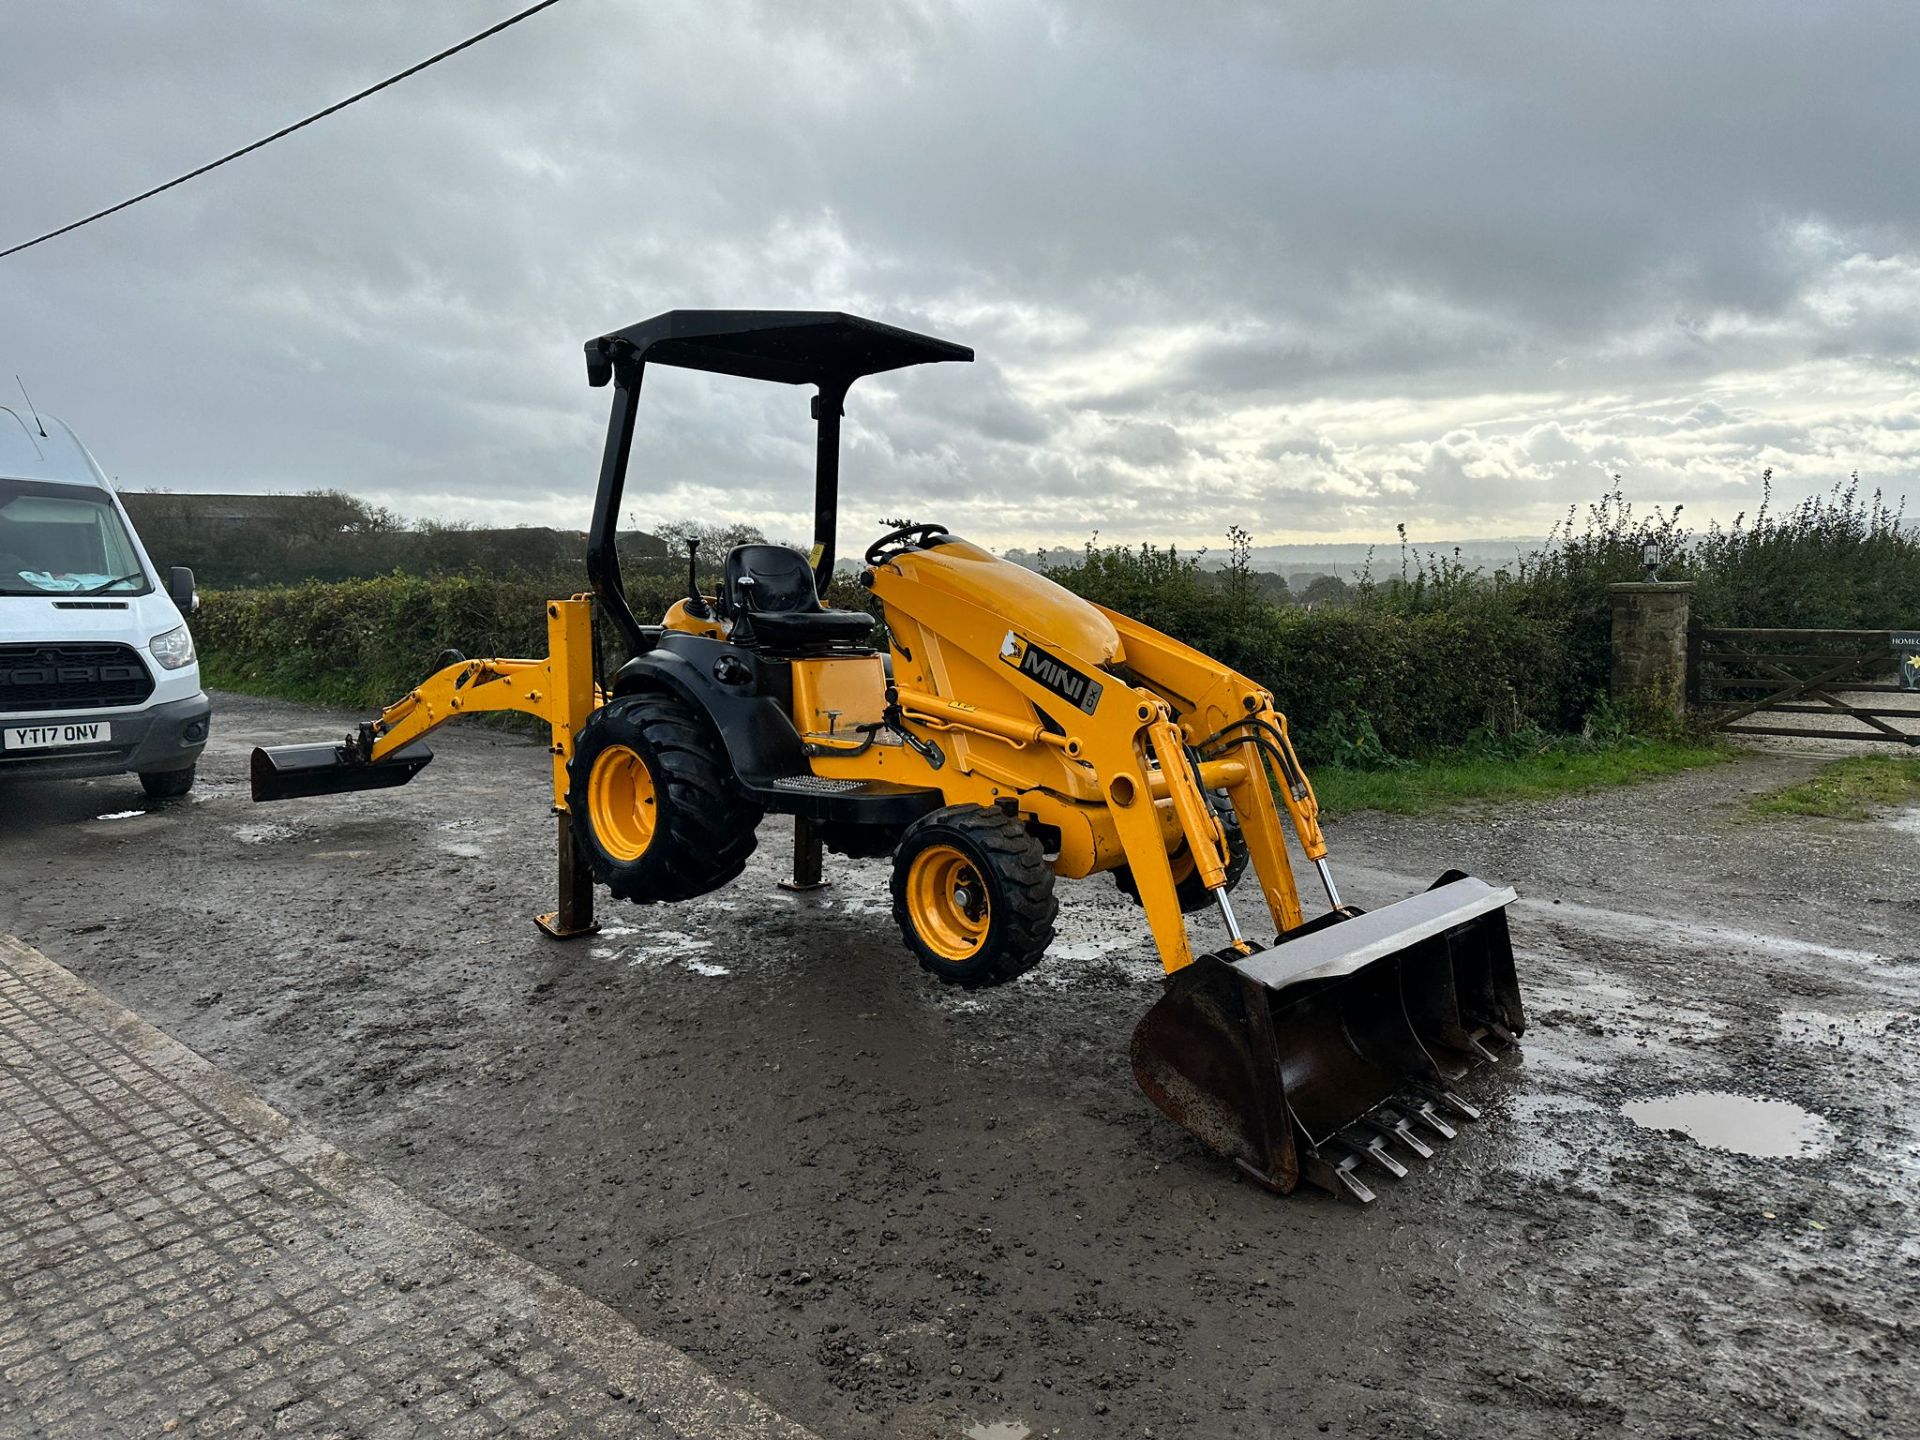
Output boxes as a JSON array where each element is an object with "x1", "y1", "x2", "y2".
[
  {"x1": 587, "y1": 744, "x2": 657, "y2": 862},
  {"x1": 906, "y1": 844, "x2": 991, "y2": 962}
]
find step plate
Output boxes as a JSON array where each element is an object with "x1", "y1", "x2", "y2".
[{"x1": 768, "y1": 775, "x2": 871, "y2": 794}]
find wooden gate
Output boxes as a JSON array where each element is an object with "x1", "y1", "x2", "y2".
[{"x1": 1689, "y1": 626, "x2": 1919, "y2": 745}]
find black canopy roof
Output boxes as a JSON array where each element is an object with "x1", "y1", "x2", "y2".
[{"x1": 586, "y1": 310, "x2": 972, "y2": 389}]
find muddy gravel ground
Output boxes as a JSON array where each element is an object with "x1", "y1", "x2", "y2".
[{"x1": 3, "y1": 692, "x2": 1916, "y2": 1440}]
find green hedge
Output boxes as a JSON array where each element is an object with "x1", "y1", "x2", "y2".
[
  {"x1": 1036, "y1": 554, "x2": 1584, "y2": 758},
  {"x1": 197, "y1": 574, "x2": 564, "y2": 709},
  {"x1": 193, "y1": 566, "x2": 1570, "y2": 759},
  {"x1": 196, "y1": 570, "x2": 875, "y2": 712},
  {"x1": 196, "y1": 478, "x2": 1914, "y2": 759}
]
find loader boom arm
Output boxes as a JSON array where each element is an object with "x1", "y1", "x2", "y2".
[{"x1": 1095, "y1": 604, "x2": 1333, "y2": 931}]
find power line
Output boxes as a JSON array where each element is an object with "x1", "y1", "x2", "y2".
[{"x1": 0, "y1": 0, "x2": 567, "y2": 261}]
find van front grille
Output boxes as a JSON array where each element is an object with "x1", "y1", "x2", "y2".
[{"x1": 0, "y1": 643, "x2": 155, "y2": 712}]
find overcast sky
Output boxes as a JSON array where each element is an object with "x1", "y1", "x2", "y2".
[{"x1": 4, "y1": 2, "x2": 1918, "y2": 549}]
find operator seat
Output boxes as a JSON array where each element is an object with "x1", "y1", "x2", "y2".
[{"x1": 722, "y1": 544, "x2": 875, "y2": 651}]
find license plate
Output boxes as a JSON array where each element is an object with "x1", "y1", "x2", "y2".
[{"x1": 4, "y1": 721, "x2": 111, "y2": 750}]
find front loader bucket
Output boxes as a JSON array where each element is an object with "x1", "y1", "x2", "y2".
[
  {"x1": 1130, "y1": 874, "x2": 1522, "y2": 1203},
  {"x1": 250, "y1": 740, "x2": 434, "y2": 803}
]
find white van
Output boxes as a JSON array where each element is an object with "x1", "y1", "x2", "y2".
[{"x1": 1, "y1": 407, "x2": 209, "y2": 796}]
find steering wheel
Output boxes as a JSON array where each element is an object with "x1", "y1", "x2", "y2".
[{"x1": 865, "y1": 523, "x2": 950, "y2": 566}]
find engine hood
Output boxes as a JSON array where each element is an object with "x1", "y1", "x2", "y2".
[{"x1": 880, "y1": 537, "x2": 1122, "y2": 665}]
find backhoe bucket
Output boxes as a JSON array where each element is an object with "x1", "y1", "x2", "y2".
[
  {"x1": 1130, "y1": 874, "x2": 1522, "y2": 1203},
  {"x1": 250, "y1": 740, "x2": 434, "y2": 803}
]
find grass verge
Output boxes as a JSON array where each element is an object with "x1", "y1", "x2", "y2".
[
  {"x1": 1310, "y1": 737, "x2": 1733, "y2": 818},
  {"x1": 201, "y1": 657, "x2": 354, "y2": 710},
  {"x1": 1747, "y1": 754, "x2": 1920, "y2": 821}
]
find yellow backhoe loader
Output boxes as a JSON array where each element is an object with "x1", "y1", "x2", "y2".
[{"x1": 251, "y1": 311, "x2": 1523, "y2": 1202}]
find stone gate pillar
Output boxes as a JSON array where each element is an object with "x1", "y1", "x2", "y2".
[{"x1": 1608, "y1": 582, "x2": 1694, "y2": 718}]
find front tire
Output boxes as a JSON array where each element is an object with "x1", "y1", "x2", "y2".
[
  {"x1": 1113, "y1": 787, "x2": 1248, "y2": 914},
  {"x1": 566, "y1": 693, "x2": 761, "y2": 903},
  {"x1": 891, "y1": 805, "x2": 1057, "y2": 988},
  {"x1": 139, "y1": 765, "x2": 195, "y2": 799}
]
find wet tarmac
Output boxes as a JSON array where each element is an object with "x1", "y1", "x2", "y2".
[{"x1": 3, "y1": 691, "x2": 1917, "y2": 1439}]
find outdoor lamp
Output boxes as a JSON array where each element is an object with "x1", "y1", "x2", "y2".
[{"x1": 1642, "y1": 541, "x2": 1661, "y2": 582}]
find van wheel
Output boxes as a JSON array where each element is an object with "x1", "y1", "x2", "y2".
[
  {"x1": 566, "y1": 694, "x2": 762, "y2": 903},
  {"x1": 139, "y1": 766, "x2": 196, "y2": 799}
]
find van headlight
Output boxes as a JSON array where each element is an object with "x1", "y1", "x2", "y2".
[{"x1": 150, "y1": 624, "x2": 196, "y2": 670}]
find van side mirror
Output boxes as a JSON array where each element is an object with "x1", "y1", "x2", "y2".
[{"x1": 167, "y1": 566, "x2": 199, "y2": 614}]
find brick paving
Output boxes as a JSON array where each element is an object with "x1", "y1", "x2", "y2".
[{"x1": 0, "y1": 936, "x2": 818, "y2": 1440}]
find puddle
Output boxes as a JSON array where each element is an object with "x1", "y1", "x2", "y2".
[
  {"x1": 233, "y1": 821, "x2": 295, "y2": 844},
  {"x1": 818, "y1": 893, "x2": 891, "y2": 916},
  {"x1": 1882, "y1": 807, "x2": 1920, "y2": 836},
  {"x1": 593, "y1": 929, "x2": 723, "y2": 969},
  {"x1": 437, "y1": 841, "x2": 487, "y2": 859},
  {"x1": 1622, "y1": 1091, "x2": 1834, "y2": 1158},
  {"x1": 93, "y1": 810, "x2": 146, "y2": 821},
  {"x1": 1046, "y1": 936, "x2": 1135, "y2": 963},
  {"x1": 965, "y1": 1424, "x2": 1032, "y2": 1440},
  {"x1": 631, "y1": 929, "x2": 715, "y2": 954}
]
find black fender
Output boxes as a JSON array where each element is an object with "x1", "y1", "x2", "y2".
[{"x1": 608, "y1": 633, "x2": 807, "y2": 788}]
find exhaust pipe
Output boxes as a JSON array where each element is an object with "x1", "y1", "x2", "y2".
[{"x1": 1130, "y1": 873, "x2": 1522, "y2": 1202}]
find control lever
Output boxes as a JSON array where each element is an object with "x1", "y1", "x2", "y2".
[{"x1": 684, "y1": 538, "x2": 710, "y2": 619}]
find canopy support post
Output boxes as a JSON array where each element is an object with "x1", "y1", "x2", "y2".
[{"x1": 811, "y1": 377, "x2": 850, "y2": 595}]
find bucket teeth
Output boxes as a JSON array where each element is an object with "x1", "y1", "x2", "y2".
[
  {"x1": 1367, "y1": 1113, "x2": 1434, "y2": 1160},
  {"x1": 1413, "y1": 1084, "x2": 1483, "y2": 1122},
  {"x1": 1339, "y1": 1134, "x2": 1410, "y2": 1179},
  {"x1": 1405, "y1": 1100, "x2": 1459, "y2": 1142},
  {"x1": 1331, "y1": 1164, "x2": 1377, "y2": 1205},
  {"x1": 1302, "y1": 1084, "x2": 1485, "y2": 1202},
  {"x1": 1300, "y1": 1148, "x2": 1378, "y2": 1204}
]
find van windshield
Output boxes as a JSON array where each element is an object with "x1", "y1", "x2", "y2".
[{"x1": 0, "y1": 477, "x2": 150, "y2": 595}]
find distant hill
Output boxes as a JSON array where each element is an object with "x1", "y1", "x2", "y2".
[
  {"x1": 122, "y1": 490, "x2": 664, "y2": 587},
  {"x1": 1235, "y1": 539, "x2": 1544, "y2": 582},
  {"x1": 998, "y1": 537, "x2": 1546, "y2": 582}
]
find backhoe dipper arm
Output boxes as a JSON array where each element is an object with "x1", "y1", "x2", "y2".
[
  {"x1": 361, "y1": 658, "x2": 544, "y2": 756},
  {"x1": 358, "y1": 599, "x2": 597, "y2": 810},
  {"x1": 251, "y1": 597, "x2": 597, "y2": 818}
]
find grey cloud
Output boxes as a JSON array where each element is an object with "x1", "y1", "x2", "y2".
[{"x1": 1, "y1": 1, "x2": 1916, "y2": 546}]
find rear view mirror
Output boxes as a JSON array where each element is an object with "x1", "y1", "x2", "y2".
[{"x1": 168, "y1": 566, "x2": 198, "y2": 614}]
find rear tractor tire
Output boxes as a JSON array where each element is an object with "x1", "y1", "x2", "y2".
[
  {"x1": 566, "y1": 693, "x2": 762, "y2": 904},
  {"x1": 1113, "y1": 787, "x2": 1248, "y2": 914},
  {"x1": 891, "y1": 805, "x2": 1057, "y2": 988}
]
